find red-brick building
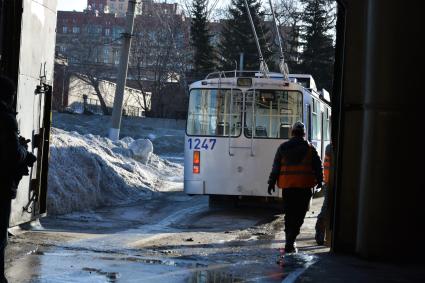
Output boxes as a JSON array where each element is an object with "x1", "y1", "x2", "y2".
[
  {"x1": 55, "y1": 1, "x2": 190, "y2": 118},
  {"x1": 56, "y1": 10, "x2": 126, "y2": 65}
]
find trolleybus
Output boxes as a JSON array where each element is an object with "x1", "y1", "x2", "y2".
[{"x1": 184, "y1": 71, "x2": 331, "y2": 203}]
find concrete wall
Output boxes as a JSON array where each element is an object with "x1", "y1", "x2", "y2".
[
  {"x1": 333, "y1": 0, "x2": 425, "y2": 261},
  {"x1": 10, "y1": 0, "x2": 58, "y2": 226},
  {"x1": 331, "y1": 0, "x2": 367, "y2": 254}
]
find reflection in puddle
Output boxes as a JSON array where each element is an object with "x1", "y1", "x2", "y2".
[
  {"x1": 280, "y1": 253, "x2": 316, "y2": 268},
  {"x1": 277, "y1": 253, "x2": 317, "y2": 282},
  {"x1": 82, "y1": 267, "x2": 120, "y2": 282},
  {"x1": 189, "y1": 270, "x2": 243, "y2": 283}
]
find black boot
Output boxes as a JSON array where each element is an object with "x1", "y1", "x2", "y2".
[
  {"x1": 285, "y1": 241, "x2": 298, "y2": 253},
  {"x1": 285, "y1": 232, "x2": 298, "y2": 253}
]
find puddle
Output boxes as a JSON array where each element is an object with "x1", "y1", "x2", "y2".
[
  {"x1": 97, "y1": 255, "x2": 182, "y2": 267},
  {"x1": 279, "y1": 253, "x2": 316, "y2": 268},
  {"x1": 276, "y1": 253, "x2": 318, "y2": 282},
  {"x1": 7, "y1": 244, "x2": 317, "y2": 283},
  {"x1": 189, "y1": 270, "x2": 243, "y2": 283},
  {"x1": 82, "y1": 267, "x2": 120, "y2": 282}
]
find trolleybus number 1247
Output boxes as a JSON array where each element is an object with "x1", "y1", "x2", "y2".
[{"x1": 188, "y1": 138, "x2": 217, "y2": 150}]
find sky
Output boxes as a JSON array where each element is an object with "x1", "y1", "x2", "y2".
[{"x1": 57, "y1": 0, "x2": 87, "y2": 11}]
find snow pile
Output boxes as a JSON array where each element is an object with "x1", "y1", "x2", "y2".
[
  {"x1": 129, "y1": 139, "x2": 153, "y2": 164},
  {"x1": 47, "y1": 128, "x2": 183, "y2": 215},
  {"x1": 51, "y1": 113, "x2": 185, "y2": 157}
]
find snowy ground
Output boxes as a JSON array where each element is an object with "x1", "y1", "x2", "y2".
[{"x1": 47, "y1": 113, "x2": 185, "y2": 215}]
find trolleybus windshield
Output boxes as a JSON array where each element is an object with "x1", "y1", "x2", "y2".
[
  {"x1": 187, "y1": 89, "x2": 243, "y2": 137},
  {"x1": 245, "y1": 90, "x2": 303, "y2": 139}
]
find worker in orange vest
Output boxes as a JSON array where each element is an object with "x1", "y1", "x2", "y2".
[
  {"x1": 315, "y1": 143, "x2": 332, "y2": 245},
  {"x1": 268, "y1": 121, "x2": 323, "y2": 253}
]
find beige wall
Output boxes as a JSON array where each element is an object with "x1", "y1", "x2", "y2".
[{"x1": 67, "y1": 74, "x2": 151, "y2": 116}]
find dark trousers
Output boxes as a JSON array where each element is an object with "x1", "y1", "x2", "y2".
[
  {"x1": 317, "y1": 185, "x2": 329, "y2": 220},
  {"x1": 0, "y1": 198, "x2": 11, "y2": 283},
  {"x1": 316, "y1": 185, "x2": 329, "y2": 233},
  {"x1": 282, "y1": 187, "x2": 313, "y2": 245}
]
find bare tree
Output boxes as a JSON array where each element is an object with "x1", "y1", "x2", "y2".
[
  {"x1": 59, "y1": 12, "x2": 122, "y2": 115},
  {"x1": 180, "y1": 0, "x2": 222, "y2": 20},
  {"x1": 70, "y1": 65, "x2": 115, "y2": 115},
  {"x1": 129, "y1": 7, "x2": 191, "y2": 117},
  {"x1": 271, "y1": 0, "x2": 302, "y2": 70}
]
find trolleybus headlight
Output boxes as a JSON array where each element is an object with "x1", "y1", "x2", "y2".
[{"x1": 193, "y1": 151, "x2": 200, "y2": 174}]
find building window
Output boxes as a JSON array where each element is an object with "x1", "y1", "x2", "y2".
[
  {"x1": 60, "y1": 46, "x2": 66, "y2": 52},
  {"x1": 105, "y1": 28, "x2": 110, "y2": 36},
  {"x1": 62, "y1": 26, "x2": 68, "y2": 33},
  {"x1": 113, "y1": 49, "x2": 120, "y2": 65},
  {"x1": 72, "y1": 27, "x2": 80, "y2": 34}
]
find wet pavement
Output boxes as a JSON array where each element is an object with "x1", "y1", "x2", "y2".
[
  {"x1": 294, "y1": 253, "x2": 425, "y2": 283},
  {"x1": 5, "y1": 192, "x2": 328, "y2": 282}
]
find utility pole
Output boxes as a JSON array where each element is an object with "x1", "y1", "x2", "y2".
[{"x1": 108, "y1": 0, "x2": 137, "y2": 141}]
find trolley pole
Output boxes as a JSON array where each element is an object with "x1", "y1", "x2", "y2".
[
  {"x1": 239, "y1": 53, "x2": 244, "y2": 72},
  {"x1": 108, "y1": 0, "x2": 137, "y2": 141}
]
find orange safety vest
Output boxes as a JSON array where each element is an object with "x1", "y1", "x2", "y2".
[
  {"x1": 323, "y1": 151, "x2": 331, "y2": 184},
  {"x1": 278, "y1": 146, "x2": 318, "y2": 189}
]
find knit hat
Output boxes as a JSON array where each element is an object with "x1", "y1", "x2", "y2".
[{"x1": 292, "y1": 121, "x2": 306, "y2": 133}]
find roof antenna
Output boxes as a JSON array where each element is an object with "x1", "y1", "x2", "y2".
[
  {"x1": 243, "y1": 0, "x2": 269, "y2": 76},
  {"x1": 268, "y1": 0, "x2": 289, "y2": 80}
]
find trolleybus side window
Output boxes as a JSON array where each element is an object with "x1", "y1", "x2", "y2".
[
  {"x1": 306, "y1": 104, "x2": 312, "y2": 141},
  {"x1": 312, "y1": 98, "x2": 322, "y2": 140},
  {"x1": 244, "y1": 90, "x2": 302, "y2": 139},
  {"x1": 187, "y1": 89, "x2": 242, "y2": 137},
  {"x1": 323, "y1": 107, "x2": 331, "y2": 142}
]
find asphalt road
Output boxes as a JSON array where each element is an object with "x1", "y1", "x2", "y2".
[{"x1": 5, "y1": 192, "x2": 328, "y2": 282}]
